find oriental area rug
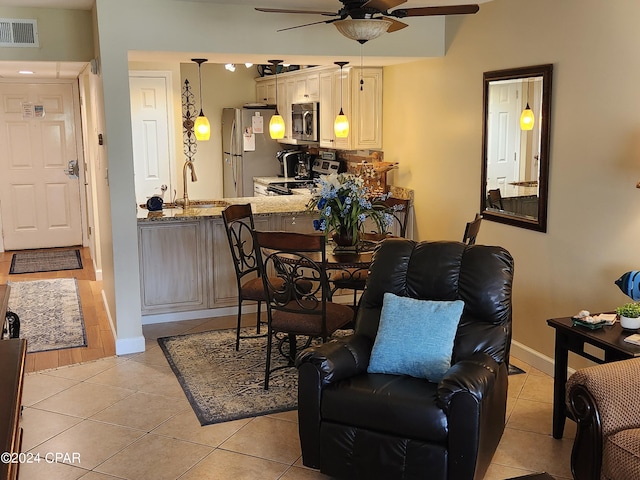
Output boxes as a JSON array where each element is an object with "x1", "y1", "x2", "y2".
[
  {"x1": 9, "y1": 249, "x2": 83, "y2": 274},
  {"x1": 158, "y1": 327, "x2": 305, "y2": 426},
  {"x1": 159, "y1": 327, "x2": 525, "y2": 426},
  {"x1": 7, "y1": 278, "x2": 87, "y2": 353}
]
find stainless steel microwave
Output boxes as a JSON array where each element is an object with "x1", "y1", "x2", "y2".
[{"x1": 291, "y1": 102, "x2": 318, "y2": 142}]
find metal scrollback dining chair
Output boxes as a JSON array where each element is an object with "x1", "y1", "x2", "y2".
[
  {"x1": 332, "y1": 196, "x2": 411, "y2": 306},
  {"x1": 254, "y1": 231, "x2": 354, "y2": 390},
  {"x1": 221, "y1": 204, "x2": 273, "y2": 351},
  {"x1": 463, "y1": 213, "x2": 483, "y2": 245}
]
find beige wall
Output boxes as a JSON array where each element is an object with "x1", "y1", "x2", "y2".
[
  {"x1": 0, "y1": 6, "x2": 93, "y2": 61},
  {"x1": 383, "y1": 0, "x2": 640, "y2": 368},
  {"x1": 179, "y1": 63, "x2": 257, "y2": 200}
]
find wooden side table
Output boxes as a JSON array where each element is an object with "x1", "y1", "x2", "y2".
[
  {"x1": 0, "y1": 339, "x2": 26, "y2": 480},
  {"x1": 547, "y1": 316, "x2": 640, "y2": 439}
]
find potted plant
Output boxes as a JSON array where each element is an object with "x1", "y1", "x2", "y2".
[
  {"x1": 616, "y1": 302, "x2": 640, "y2": 330},
  {"x1": 307, "y1": 173, "x2": 399, "y2": 249}
]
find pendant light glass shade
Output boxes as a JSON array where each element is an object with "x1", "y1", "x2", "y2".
[
  {"x1": 192, "y1": 58, "x2": 210, "y2": 141},
  {"x1": 269, "y1": 114, "x2": 285, "y2": 139},
  {"x1": 334, "y1": 109, "x2": 349, "y2": 138},
  {"x1": 520, "y1": 103, "x2": 534, "y2": 131},
  {"x1": 334, "y1": 61, "x2": 349, "y2": 138},
  {"x1": 268, "y1": 59, "x2": 285, "y2": 139},
  {"x1": 194, "y1": 112, "x2": 211, "y2": 141}
]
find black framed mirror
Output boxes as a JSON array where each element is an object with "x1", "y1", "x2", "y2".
[{"x1": 481, "y1": 64, "x2": 553, "y2": 232}]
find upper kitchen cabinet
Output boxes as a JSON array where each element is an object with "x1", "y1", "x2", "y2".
[
  {"x1": 319, "y1": 66, "x2": 383, "y2": 150},
  {"x1": 255, "y1": 65, "x2": 382, "y2": 149},
  {"x1": 255, "y1": 77, "x2": 276, "y2": 104},
  {"x1": 294, "y1": 72, "x2": 320, "y2": 103}
]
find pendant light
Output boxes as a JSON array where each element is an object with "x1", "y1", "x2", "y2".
[
  {"x1": 334, "y1": 61, "x2": 349, "y2": 138},
  {"x1": 268, "y1": 59, "x2": 285, "y2": 139},
  {"x1": 192, "y1": 58, "x2": 210, "y2": 141},
  {"x1": 520, "y1": 79, "x2": 534, "y2": 131}
]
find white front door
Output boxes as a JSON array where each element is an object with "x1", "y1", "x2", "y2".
[
  {"x1": 129, "y1": 72, "x2": 175, "y2": 206},
  {"x1": 0, "y1": 81, "x2": 83, "y2": 250}
]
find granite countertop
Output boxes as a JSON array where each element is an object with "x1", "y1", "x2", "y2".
[
  {"x1": 137, "y1": 185, "x2": 414, "y2": 223},
  {"x1": 137, "y1": 194, "x2": 314, "y2": 222}
]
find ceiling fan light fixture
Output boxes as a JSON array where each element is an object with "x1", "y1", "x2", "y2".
[{"x1": 334, "y1": 18, "x2": 393, "y2": 43}]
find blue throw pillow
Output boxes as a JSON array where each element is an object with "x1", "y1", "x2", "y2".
[{"x1": 367, "y1": 293, "x2": 464, "y2": 382}]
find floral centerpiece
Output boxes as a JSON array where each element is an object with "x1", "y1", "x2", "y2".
[{"x1": 307, "y1": 172, "x2": 398, "y2": 248}]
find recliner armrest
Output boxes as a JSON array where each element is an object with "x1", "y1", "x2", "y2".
[
  {"x1": 296, "y1": 334, "x2": 373, "y2": 387},
  {"x1": 437, "y1": 352, "x2": 500, "y2": 412}
]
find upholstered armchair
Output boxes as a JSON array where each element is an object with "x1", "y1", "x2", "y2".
[
  {"x1": 296, "y1": 239, "x2": 514, "y2": 480},
  {"x1": 566, "y1": 357, "x2": 640, "y2": 480}
]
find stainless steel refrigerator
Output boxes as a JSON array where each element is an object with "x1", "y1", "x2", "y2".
[{"x1": 222, "y1": 106, "x2": 282, "y2": 198}]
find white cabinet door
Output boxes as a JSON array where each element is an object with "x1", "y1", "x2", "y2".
[
  {"x1": 256, "y1": 78, "x2": 276, "y2": 104},
  {"x1": 351, "y1": 68, "x2": 383, "y2": 149}
]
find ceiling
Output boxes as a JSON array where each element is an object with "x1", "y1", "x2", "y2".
[
  {"x1": 0, "y1": 0, "x2": 494, "y2": 79},
  {"x1": 0, "y1": 0, "x2": 493, "y2": 12}
]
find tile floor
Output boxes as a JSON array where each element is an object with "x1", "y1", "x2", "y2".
[{"x1": 18, "y1": 316, "x2": 577, "y2": 480}]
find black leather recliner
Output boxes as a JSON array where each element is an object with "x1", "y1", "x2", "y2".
[{"x1": 296, "y1": 239, "x2": 514, "y2": 480}]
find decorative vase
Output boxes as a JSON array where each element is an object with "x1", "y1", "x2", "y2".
[
  {"x1": 620, "y1": 315, "x2": 640, "y2": 331},
  {"x1": 332, "y1": 227, "x2": 359, "y2": 248}
]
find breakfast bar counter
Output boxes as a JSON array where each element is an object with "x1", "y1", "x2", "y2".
[{"x1": 136, "y1": 194, "x2": 313, "y2": 222}]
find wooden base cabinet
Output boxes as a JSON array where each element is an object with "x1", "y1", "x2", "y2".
[{"x1": 138, "y1": 221, "x2": 208, "y2": 314}]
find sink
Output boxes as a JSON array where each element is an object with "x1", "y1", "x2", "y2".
[{"x1": 183, "y1": 200, "x2": 230, "y2": 208}]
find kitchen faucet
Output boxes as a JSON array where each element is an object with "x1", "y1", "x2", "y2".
[{"x1": 181, "y1": 160, "x2": 197, "y2": 208}]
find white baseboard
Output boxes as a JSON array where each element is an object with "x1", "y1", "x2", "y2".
[
  {"x1": 511, "y1": 339, "x2": 575, "y2": 377},
  {"x1": 101, "y1": 289, "x2": 146, "y2": 355},
  {"x1": 115, "y1": 335, "x2": 146, "y2": 355}
]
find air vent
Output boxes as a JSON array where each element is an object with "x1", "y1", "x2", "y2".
[{"x1": 0, "y1": 18, "x2": 39, "y2": 47}]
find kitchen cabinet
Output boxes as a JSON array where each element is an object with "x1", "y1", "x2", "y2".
[
  {"x1": 257, "y1": 65, "x2": 384, "y2": 147},
  {"x1": 138, "y1": 208, "x2": 316, "y2": 317},
  {"x1": 318, "y1": 66, "x2": 382, "y2": 150},
  {"x1": 319, "y1": 68, "x2": 351, "y2": 150},
  {"x1": 351, "y1": 67, "x2": 383, "y2": 149},
  {"x1": 138, "y1": 220, "x2": 208, "y2": 314},
  {"x1": 255, "y1": 77, "x2": 276, "y2": 104},
  {"x1": 294, "y1": 72, "x2": 319, "y2": 102}
]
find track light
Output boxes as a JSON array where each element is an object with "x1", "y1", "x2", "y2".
[
  {"x1": 192, "y1": 58, "x2": 210, "y2": 141},
  {"x1": 268, "y1": 60, "x2": 285, "y2": 140}
]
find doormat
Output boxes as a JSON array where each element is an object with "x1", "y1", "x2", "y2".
[
  {"x1": 9, "y1": 249, "x2": 83, "y2": 274},
  {"x1": 158, "y1": 327, "x2": 300, "y2": 426},
  {"x1": 7, "y1": 278, "x2": 87, "y2": 353}
]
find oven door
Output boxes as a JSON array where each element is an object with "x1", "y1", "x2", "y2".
[{"x1": 292, "y1": 103, "x2": 318, "y2": 141}]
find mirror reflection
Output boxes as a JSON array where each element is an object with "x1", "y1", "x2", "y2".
[{"x1": 481, "y1": 64, "x2": 553, "y2": 232}]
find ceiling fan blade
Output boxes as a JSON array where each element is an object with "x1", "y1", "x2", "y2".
[
  {"x1": 382, "y1": 16, "x2": 408, "y2": 33},
  {"x1": 389, "y1": 4, "x2": 479, "y2": 18},
  {"x1": 276, "y1": 18, "x2": 339, "y2": 32},
  {"x1": 255, "y1": 7, "x2": 338, "y2": 16},
  {"x1": 362, "y1": 0, "x2": 407, "y2": 12}
]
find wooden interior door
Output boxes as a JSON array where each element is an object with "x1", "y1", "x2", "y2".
[{"x1": 0, "y1": 82, "x2": 83, "y2": 250}]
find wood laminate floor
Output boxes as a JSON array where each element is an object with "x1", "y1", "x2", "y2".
[{"x1": 0, "y1": 246, "x2": 115, "y2": 373}]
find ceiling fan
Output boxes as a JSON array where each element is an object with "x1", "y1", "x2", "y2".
[{"x1": 256, "y1": 0, "x2": 480, "y2": 43}]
